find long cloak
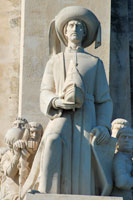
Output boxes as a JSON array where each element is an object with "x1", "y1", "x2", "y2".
[{"x1": 21, "y1": 49, "x2": 113, "y2": 199}]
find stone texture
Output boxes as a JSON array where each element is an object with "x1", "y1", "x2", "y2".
[
  {"x1": 0, "y1": 119, "x2": 43, "y2": 200},
  {"x1": 0, "y1": 0, "x2": 21, "y2": 146},
  {"x1": 128, "y1": 0, "x2": 133, "y2": 126},
  {"x1": 110, "y1": 0, "x2": 131, "y2": 124},
  {"x1": 19, "y1": 0, "x2": 111, "y2": 128},
  {"x1": 26, "y1": 193, "x2": 123, "y2": 200}
]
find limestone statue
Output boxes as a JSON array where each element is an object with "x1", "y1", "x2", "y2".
[
  {"x1": 21, "y1": 6, "x2": 113, "y2": 199},
  {"x1": 16, "y1": 122, "x2": 43, "y2": 190},
  {"x1": 0, "y1": 118, "x2": 43, "y2": 200},
  {"x1": 111, "y1": 127, "x2": 133, "y2": 200},
  {"x1": 111, "y1": 118, "x2": 130, "y2": 138},
  {"x1": 0, "y1": 118, "x2": 27, "y2": 200}
]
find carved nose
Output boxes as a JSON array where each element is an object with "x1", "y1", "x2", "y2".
[{"x1": 73, "y1": 24, "x2": 77, "y2": 31}]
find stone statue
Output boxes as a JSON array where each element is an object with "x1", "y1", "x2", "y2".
[
  {"x1": 0, "y1": 119, "x2": 26, "y2": 200},
  {"x1": 0, "y1": 119, "x2": 43, "y2": 200},
  {"x1": 111, "y1": 118, "x2": 130, "y2": 138},
  {"x1": 21, "y1": 6, "x2": 113, "y2": 199},
  {"x1": 13, "y1": 121, "x2": 43, "y2": 197},
  {"x1": 111, "y1": 127, "x2": 133, "y2": 200},
  {"x1": 15, "y1": 122, "x2": 43, "y2": 189}
]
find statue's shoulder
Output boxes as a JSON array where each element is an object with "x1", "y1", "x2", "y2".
[
  {"x1": 50, "y1": 52, "x2": 63, "y2": 60},
  {"x1": 48, "y1": 52, "x2": 63, "y2": 64},
  {"x1": 83, "y1": 51, "x2": 101, "y2": 64}
]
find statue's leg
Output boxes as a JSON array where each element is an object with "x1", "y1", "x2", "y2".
[
  {"x1": 39, "y1": 133, "x2": 62, "y2": 193},
  {"x1": 38, "y1": 115, "x2": 72, "y2": 194}
]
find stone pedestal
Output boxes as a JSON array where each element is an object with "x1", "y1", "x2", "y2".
[{"x1": 26, "y1": 193, "x2": 123, "y2": 200}]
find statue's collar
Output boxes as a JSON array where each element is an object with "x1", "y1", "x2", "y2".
[{"x1": 65, "y1": 46, "x2": 85, "y2": 53}]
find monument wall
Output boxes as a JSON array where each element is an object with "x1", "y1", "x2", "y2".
[{"x1": 0, "y1": 0, "x2": 21, "y2": 145}]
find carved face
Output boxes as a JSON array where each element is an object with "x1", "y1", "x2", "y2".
[
  {"x1": 29, "y1": 126, "x2": 41, "y2": 141},
  {"x1": 118, "y1": 133, "x2": 133, "y2": 153},
  {"x1": 64, "y1": 20, "x2": 86, "y2": 45},
  {"x1": 27, "y1": 124, "x2": 43, "y2": 154}
]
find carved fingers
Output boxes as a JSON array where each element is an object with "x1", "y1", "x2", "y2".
[
  {"x1": 53, "y1": 98, "x2": 77, "y2": 110},
  {"x1": 91, "y1": 126, "x2": 110, "y2": 145},
  {"x1": 13, "y1": 140, "x2": 26, "y2": 152}
]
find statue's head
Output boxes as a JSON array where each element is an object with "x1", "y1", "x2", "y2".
[
  {"x1": 49, "y1": 6, "x2": 101, "y2": 55},
  {"x1": 111, "y1": 118, "x2": 130, "y2": 138},
  {"x1": 5, "y1": 127, "x2": 23, "y2": 149},
  {"x1": 12, "y1": 117, "x2": 28, "y2": 130},
  {"x1": 63, "y1": 19, "x2": 87, "y2": 46},
  {"x1": 117, "y1": 127, "x2": 133, "y2": 153},
  {"x1": 27, "y1": 122, "x2": 43, "y2": 154},
  {"x1": 28, "y1": 122, "x2": 43, "y2": 142}
]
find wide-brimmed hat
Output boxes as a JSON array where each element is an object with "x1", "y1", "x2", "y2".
[{"x1": 49, "y1": 6, "x2": 101, "y2": 56}]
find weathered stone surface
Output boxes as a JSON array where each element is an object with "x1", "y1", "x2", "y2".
[
  {"x1": 26, "y1": 193, "x2": 123, "y2": 200},
  {"x1": 19, "y1": 0, "x2": 111, "y2": 128},
  {"x1": 0, "y1": 0, "x2": 21, "y2": 145},
  {"x1": 128, "y1": 0, "x2": 133, "y2": 126},
  {"x1": 110, "y1": 0, "x2": 131, "y2": 124}
]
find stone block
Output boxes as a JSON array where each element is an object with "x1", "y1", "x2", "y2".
[{"x1": 26, "y1": 193, "x2": 123, "y2": 200}]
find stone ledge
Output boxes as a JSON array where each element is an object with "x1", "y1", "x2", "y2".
[{"x1": 26, "y1": 193, "x2": 123, "y2": 200}]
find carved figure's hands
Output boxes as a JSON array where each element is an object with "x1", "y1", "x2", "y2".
[
  {"x1": 53, "y1": 98, "x2": 77, "y2": 110},
  {"x1": 13, "y1": 140, "x2": 26, "y2": 152},
  {"x1": 90, "y1": 126, "x2": 110, "y2": 145}
]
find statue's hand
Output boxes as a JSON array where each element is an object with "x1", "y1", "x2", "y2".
[
  {"x1": 91, "y1": 126, "x2": 110, "y2": 145},
  {"x1": 13, "y1": 140, "x2": 26, "y2": 152},
  {"x1": 53, "y1": 98, "x2": 77, "y2": 110}
]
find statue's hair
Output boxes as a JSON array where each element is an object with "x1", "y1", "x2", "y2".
[
  {"x1": 14, "y1": 117, "x2": 28, "y2": 124},
  {"x1": 111, "y1": 118, "x2": 129, "y2": 130},
  {"x1": 117, "y1": 127, "x2": 133, "y2": 138}
]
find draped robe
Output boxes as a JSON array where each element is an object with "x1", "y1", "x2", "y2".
[{"x1": 21, "y1": 48, "x2": 113, "y2": 198}]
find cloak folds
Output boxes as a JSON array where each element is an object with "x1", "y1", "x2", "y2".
[{"x1": 21, "y1": 51, "x2": 114, "y2": 199}]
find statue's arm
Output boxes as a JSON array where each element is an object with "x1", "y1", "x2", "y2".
[
  {"x1": 40, "y1": 58, "x2": 59, "y2": 119},
  {"x1": 2, "y1": 152, "x2": 20, "y2": 179},
  {"x1": 94, "y1": 59, "x2": 113, "y2": 131},
  {"x1": 113, "y1": 154, "x2": 133, "y2": 190}
]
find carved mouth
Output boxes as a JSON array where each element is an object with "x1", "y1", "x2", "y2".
[{"x1": 71, "y1": 33, "x2": 78, "y2": 36}]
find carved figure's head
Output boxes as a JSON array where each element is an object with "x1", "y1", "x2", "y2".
[
  {"x1": 5, "y1": 127, "x2": 23, "y2": 149},
  {"x1": 27, "y1": 122, "x2": 43, "y2": 154},
  {"x1": 63, "y1": 19, "x2": 87, "y2": 46},
  {"x1": 117, "y1": 127, "x2": 133, "y2": 153},
  {"x1": 12, "y1": 117, "x2": 28, "y2": 130},
  {"x1": 49, "y1": 6, "x2": 101, "y2": 55},
  {"x1": 111, "y1": 118, "x2": 130, "y2": 138}
]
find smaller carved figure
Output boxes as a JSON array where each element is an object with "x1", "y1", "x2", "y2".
[
  {"x1": 0, "y1": 124, "x2": 25, "y2": 200},
  {"x1": 0, "y1": 118, "x2": 43, "y2": 200},
  {"x1": 111, "y1": 127, "x2": 133, "y2": 200},
  {"x1": 111, "y1": 118, "x2": 130, "y2": 138},
  {"x1": 14, "y1": 122, "x2": 43, "y2": 193}
]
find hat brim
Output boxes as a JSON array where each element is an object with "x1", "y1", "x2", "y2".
[{"x1": 55, "y1": 6, "x2": 100, "y2": 48}]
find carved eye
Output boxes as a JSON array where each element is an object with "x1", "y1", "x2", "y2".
[{"x1": 69, "y1": 24, "x2": 73, "y2": 28}]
